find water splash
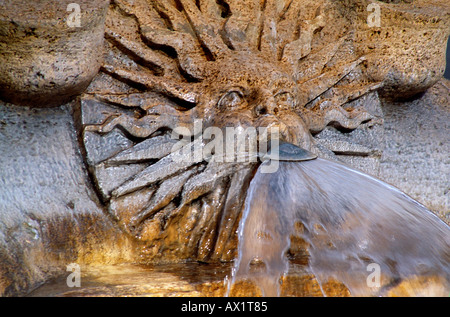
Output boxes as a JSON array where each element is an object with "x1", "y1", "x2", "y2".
[{"x1": 229, "y1": 158, "x2": 450, "y2": 296}]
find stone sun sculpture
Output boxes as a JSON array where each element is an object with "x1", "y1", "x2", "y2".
[{"x1": 79, "y1": 0, "x2": 384, "y2": 262}]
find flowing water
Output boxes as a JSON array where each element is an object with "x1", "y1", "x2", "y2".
[
  {"x1": 28, "y1": 157, "x2": 450, "y2": 297},
  {"x1": 229, "y1": 158, "x2": 450, "y2": 296}
]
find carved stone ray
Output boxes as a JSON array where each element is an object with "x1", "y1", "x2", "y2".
[{"x1": 77, "y1": 0, "x2": 405, "y2": 262}]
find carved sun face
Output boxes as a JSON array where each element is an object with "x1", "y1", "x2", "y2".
[
  {"x1": 198, "y1": 52, "x2": 311, "y2": 148},
  {"x1": 79, "y1": 0, "x2": 384, "y2": 262}
]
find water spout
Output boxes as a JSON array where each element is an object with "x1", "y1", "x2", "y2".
[
  {"x1": 229, "y1": 145, "x2": 450, "y2": 296},
  {"x1": 262, "y1": 141, "x2": 317, "y2": 162}
]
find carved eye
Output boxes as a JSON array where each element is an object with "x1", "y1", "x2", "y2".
[{"x1": 218, "y1": 89, "x2": 247, "y2": 110}]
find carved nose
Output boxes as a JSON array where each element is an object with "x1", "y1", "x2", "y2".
[
  {"x1": 261, "y1": 140, "x2": 317, "y2": 162},
  {"x1": 255, "y1": 104, "x2": 269, "y2": 116}
]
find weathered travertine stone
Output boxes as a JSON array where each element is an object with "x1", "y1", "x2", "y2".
[
  {"x1": 0, "y1": 101, "x2": 137, "y2": 296},
  {"x1": 0, "y1": 0, "x2": 110, "y2": 107},
  {"x1": 380, "y1": 79, "x2": 450, "y2": 221}
]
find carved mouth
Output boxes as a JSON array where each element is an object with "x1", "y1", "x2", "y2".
[{"x1": 262, "y1": 141, "x2": 317, "y2": 162}]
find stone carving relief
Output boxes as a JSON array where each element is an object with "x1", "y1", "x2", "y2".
[
  {"x1": 74, "y1": 0, "x2": 449, "y2": 263},
  {"x1": 1, "y1": 0, "x2": 449, "y2": 297}
]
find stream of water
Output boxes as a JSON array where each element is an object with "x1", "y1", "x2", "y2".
[{"x1": 229, "y1": 158, "x2": 450, "y2": 296}]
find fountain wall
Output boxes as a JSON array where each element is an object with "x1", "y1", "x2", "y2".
[{"x1": 0, "y1": 0, "x2": 449, "y2": 296}]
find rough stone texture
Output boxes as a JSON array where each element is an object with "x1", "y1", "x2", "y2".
[
  {"x1": 78, "y1": 0, "x2": 393, "y2": 263},
  {"x1": 71, "y1": 0, "x2": 450, "y2": 265},
  {"x1": 0, "y1": 0, "x2": 110, "y2": 107},
  {"x1": 352, "y1": 0, "x2": 450, "y2": 99},
  {"x1": 0, "y1": 101, "x2": 137, "y2": 296},
  {"x1": 380, "y1": 79, "x2": 450, "y2": 221}
]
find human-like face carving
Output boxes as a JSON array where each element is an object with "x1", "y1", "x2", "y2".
[
  {"x1": 79, "y1": 0, "x2": 394, "y2": 263},
  {"x1": 198, "y1": 52, "x2": 312, "y2": 149}
]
